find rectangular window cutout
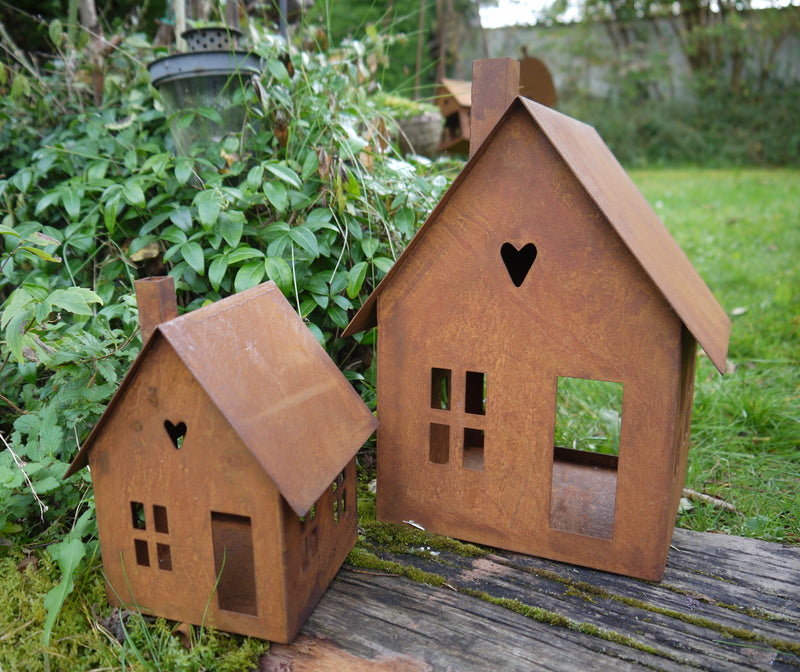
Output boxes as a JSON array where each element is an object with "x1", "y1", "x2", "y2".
[
  {"x1": 431, "y1": 368, "x2": 451, "y2": 410},
  {"x1": 157, "y1": 543, "x2": 172, "y2": 571},
  {"x1": 429, "y1": 423, "x2": 450, "y2": 464},
  {"x1": 550, "y1": 377, "x2": 622, "y2": 540},
  {"x1": 134, "y1": 539, "x2": 150, "y2": 567},
  {"x1": 153, "y1": 505, "x2": 169, "y2": 534},
  {"x1": 131, "y1": 502, "x2": 146, "y2": 530},
  {"x1": 465, "y1": 371, "x2": 486, "y2": 415},
  {"x1": 211, "y1": 512, "x2": 257, "y2": 616},
  {"x1": 554, "y1": 377, "x2": 622, "y2": 456},
  {"x1": 333, "y1": 498, "x2": 339, "y2": 524},
  {"x1": 463, "y1": 428, "x2": 484, "y2": 471}
]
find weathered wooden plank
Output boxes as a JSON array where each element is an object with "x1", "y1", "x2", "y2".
[
  {"x1": 279, "y1": 570, "x2": 691, "y2": 672},
  {"x1": 259, "y1": 529, "x2": 800, "y2": 672}
]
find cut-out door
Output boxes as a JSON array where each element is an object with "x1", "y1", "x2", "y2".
[{"x1": 211, "y1": 512, "x2": 257, "y2": 616}]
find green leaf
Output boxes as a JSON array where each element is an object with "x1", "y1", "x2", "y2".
[
  {"x1": 175, "y1": 157, "x2": 193, "y2": 184},
  {"x1": 122, "y1": 179, "x2": 145, "y2": 206},
  {"x1": 305, "y1": 208, "x2": 335, "y2": 231},
  {"x1": 373, "y1": 256, "x2": 394, "y2": 274},
  {"x1": 265, "y1": 163, "x2": 302, "y2": 189},
  {"x1": 312, "y1": 293, "x2": 329, "y2": 309},
  {"x1": 1, "y1": 288, "x2": 34, "y2": 329},
  {"x1": 219, "y1": 211, "x2": 244, "y2": 248},
  {"x1": 306, "y1": 321, "x2": 326, "y2": 347},
  {"x1": 42, "y1": 538, "x2": 86, "y2": 649},
  {"x1": 347, "y1": 261, "x2": 368, "y2": 299},
  {"x1": 169, "y1": 205, "x2": 193, "y2": 232},
  {"x1": 226, "y1": 247, "x2": 264, "y2": 264},
  {"x1": 34, "y1": 191, "x2": 61, "y2": 216},
  {"x1": 208, "y1": 256, "x2": 228, "y2": 291},
  {"x1": 62, "y1": 189, "x2": 81, "y2": 219},
  {"x1": 48, "y1": 19, "x2": 63, "y2": 48},
  {"x1": 196, "y1": 106, "x2": 224, "y2": 124},
  {"x1": 181, "y1": 242, "x2": 205, "y2": 275},
  {"x1": 87, "y1": 160, "x2": 109, "y2": 182},
  {"x1": 326, "y1": 304, "x2": 349, "y2": 329},
  {"x1": 247, "y1": 165, "x2": 264, "y2": 189},
  {"x1": 263, "y1": 181, "x2": 288, "y2": 212},
  {"x1": 48, "y1": 287, "x2": 103, "y2": 315},
  {"x1": 301, "y1": 149, "x2": 319, "y2": 181},
  {"x1": 267, "y1": 58, "x2": 291, "y2": 86},
  {"x1": 234, "y1": 262, "x2": 265, "y2": 292},
  {"x1": 395, "y1": 207, "x2": 415, "y2": 237},
  {"x1": 194, "y1": 189, "x2": 222, "y2": 228},
  {"x1": 360, "y1": 237, "x2": 380, "y2": 259},
  {"x1": 124, "y1": 148, "x2": 138, "y2": 171},
  {"x1": 4, "y1": 312, "x2": 27, "y2": 363},
  {"x1": 265, "y1": 256, "x2": 293, "y2": 294},
  {"x1": 34, "y1": 475, "x2": 60, "y2": 494},
  {"x1": 288, "y1": 226, "x2": 319, "y2": 258},
  {"x1": 20, "y1": 246, "x2": 61, "y2": 263},
  {"x1": 331, "y1": 294, "x2": 353, "y2": 310}
]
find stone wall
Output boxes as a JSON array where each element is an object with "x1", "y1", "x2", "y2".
[{"x1": 455, "y1": 8, "x2": 800, "y2": 105}]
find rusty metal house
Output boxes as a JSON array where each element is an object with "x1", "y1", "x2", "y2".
[
  {"x1": 66, "y1": 278, "x2": 377, "y2": 642},
  {"x1": 343, "y1": 59, "x2": 730, "y2": 581}
]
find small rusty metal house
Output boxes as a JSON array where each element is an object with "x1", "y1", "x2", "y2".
[
  {"x1": 66, "y1": 279, "x2": 377, "y2": 642},
  {"x1": 343, "y1": 59, "x2": 730, "y2": 581}
]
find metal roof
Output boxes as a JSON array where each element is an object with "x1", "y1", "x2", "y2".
[
  {"x1": 343, "y1": 97, "x2": 730, "y2": 374},
  {"x1": 67, "y1": 282, "x2": 377, "y2": 516}
]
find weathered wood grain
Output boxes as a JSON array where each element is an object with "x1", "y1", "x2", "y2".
[{"x1": 260, "y1": 529, "x2": 800, "y2": 671}]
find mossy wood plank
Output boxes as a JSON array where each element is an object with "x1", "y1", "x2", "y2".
[
  {"x1": 261, "y1": 529, "x2": 799, "y2": 671},
  {"x1": 301, "y1": 571, "x2": 686, "y2": 671}
]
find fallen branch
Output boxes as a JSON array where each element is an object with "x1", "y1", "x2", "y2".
[{"x1": 682, "y1": 488, "x2": 737, "y2": 513}]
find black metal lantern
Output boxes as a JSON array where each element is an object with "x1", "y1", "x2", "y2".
[{"x1": 148, "y1": 27, "x2": 262, "y2": 154}]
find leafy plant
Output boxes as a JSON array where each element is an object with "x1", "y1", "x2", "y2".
[{"x1": 0, "y1": 17, "x2": 454, "y2": 548}]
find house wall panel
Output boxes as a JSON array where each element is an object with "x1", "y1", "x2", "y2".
[
  {"x1": 375, "y1": 109, "x2": 684, "y2": 579},
  {"x1": 90, "y1": 338, "x2": 289, "y2": 640}
]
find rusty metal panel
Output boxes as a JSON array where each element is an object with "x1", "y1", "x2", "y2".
[
  {"x1": 518, "y1": 97, "x2": 730, "y2": 373},
  {"x1": 157, "y1": 282, "x2": 377, "y2": 517},
  {"x1": 469, "y1": 58, "x2": 520, "y2": 158},
  {"x1": 344, "y1": 57, "x2": 731, "y2": 581},
  {"x1": 134, "y1": 276, "x2": 179, "y2": 344},
  {"x1": 69, "y1": 280, "x2": 376, "y2": 641},
  {"x1": 345, "y1": 62, "x2": 730, "y2": 377}
]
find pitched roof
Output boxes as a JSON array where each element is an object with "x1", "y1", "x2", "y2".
[
  {"x1": 343, "y1": 97, "x2": 730, "y2": 374},
  {"x1": 67, "y1": 281, "x2": 377, "y2": 516}
]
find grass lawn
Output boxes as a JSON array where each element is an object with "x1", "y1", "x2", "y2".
[
  {"x1": 632, "y1": 168, "x2": 799, "y2": 542},
  {"x1": 1, "y1": 167, "x2": 798, "y2": 670}
]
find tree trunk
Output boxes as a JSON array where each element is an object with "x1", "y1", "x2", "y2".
[
  {"x1": 78, "y1": 0, "x2": 105, "y2": 106},
  {"x1": 414, "y1": 0, "x2": 427, "y2": 99}
]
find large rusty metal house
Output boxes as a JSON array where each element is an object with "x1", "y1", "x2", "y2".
[
  {"x1": 343, "y1": 59, "x2": 730, "y2": 581},
  {"x1": 66, "y1": 279, "x2": 377, "y2": 642}
]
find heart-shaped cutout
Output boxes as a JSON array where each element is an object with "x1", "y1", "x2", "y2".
[
  {"x1": 164, "y1": 420, "x2": 187, "y2": 450},
  {"x1": 501, "y1": 242, "x2": 537, "y2": 287}
]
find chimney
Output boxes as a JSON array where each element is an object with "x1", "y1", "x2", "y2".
[
  {"x1": 134, "y1": 276, "x2": 179, "y2": 345},
  {"x1": 469, "y1": 58, "x2": 521, "y2": 159}
]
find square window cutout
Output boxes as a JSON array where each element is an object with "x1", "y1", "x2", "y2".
[{"x1": 554, "y1": 376, "x2": 622, "y2": 457}]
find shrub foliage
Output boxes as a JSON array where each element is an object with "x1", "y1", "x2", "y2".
[{"x1": 0, "y1": 24, "x2": 452, "y2": 546}]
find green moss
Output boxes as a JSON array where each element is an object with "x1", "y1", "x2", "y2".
[
  {"x1": 0, "y1": 550, "x2": 268, "y2": 671},
  {"x1": 360, "y1": 520, "x2": 486, "y2": 558},
  {"x1": 492, "y1": 557, "x2": 800, "y2": 657},
  {"x1": 458, "y1": 588, "x2": 673, "y2": 661},
  {"x1": 346, "y1": 547, "x2": 447, "y2": 587}
]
